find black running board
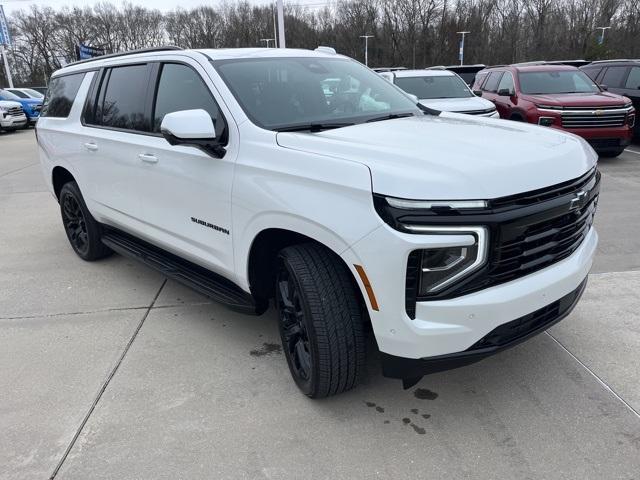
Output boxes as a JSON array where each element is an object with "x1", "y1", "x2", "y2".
[{"x1": 101, "y1": 229, "x2": 266, "y2": 315}]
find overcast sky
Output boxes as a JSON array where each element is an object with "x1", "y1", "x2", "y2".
[{"x1": 2, "y1": 0, "x2": 330, "y2": 15}]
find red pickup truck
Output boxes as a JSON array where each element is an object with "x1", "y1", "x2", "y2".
[{"x1": 473, "y1": 64, "x2": 635, "y2": 157}]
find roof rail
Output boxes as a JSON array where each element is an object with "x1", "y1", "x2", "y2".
[
  {"x1": 590, "y1": 58, "x2": 639, "y2": 64},
  {"x1": 511, "y1": 61, "x2": 548, "y2": 66},
  {"x1": 426, "y1": 65, "x2": 447, "y2": 70},
  {"x1": 372, "y1": 67, "x2": 407, "y2": 72},
  {"x1": 66, "y1": 46, "x2": 183, "y2": 67}
]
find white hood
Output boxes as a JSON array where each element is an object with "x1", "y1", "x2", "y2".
[
  {"x1": 276, "y1": 112, "x2": 597, "y2": 200},
  {"x1": 0, "y1": 100, "x2": 22, "y2": 109},
  {"x1": 418, "y1": 96, "x2": 495, "y2": 113}
]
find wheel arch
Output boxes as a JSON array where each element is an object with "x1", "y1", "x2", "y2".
[
  {"x1": 245, "y1": 227, "x2": 369, "y2": 321},
  {"x1": 52, "y1": 166, "x2": 76, "y2": 200},
  {"x1": 509, "y1": 110, "x2": 527, "y2": 122}
]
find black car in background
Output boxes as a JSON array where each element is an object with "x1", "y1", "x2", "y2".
[
  {"x1": 444, "y1": 64, "x2": 486, "y2": 86},
  {"x1": 581, "y1": 60, "x2": 640, "y2": 139}
]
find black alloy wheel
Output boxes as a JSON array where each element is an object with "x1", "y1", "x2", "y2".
[
  {"x1": 58, "y1": 181, "x2": 112, "y2": 261},
  {"x1": 277, "y1": 262, "x2": 313, "y2": 385},
  {"x1": 61, "y1": 193, "x2": 89, "y2": 256}
]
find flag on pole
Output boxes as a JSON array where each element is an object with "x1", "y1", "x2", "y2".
[
  {"x1": 0, "y1": 5, "x2": 11, "y2": 46},
  {"x1": 76, "y1": 43, "x2": 105, "y2": 61}
]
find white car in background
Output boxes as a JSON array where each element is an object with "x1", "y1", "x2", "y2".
[
  {"x1": 5, "y1": 87, "x2": 45, "y2": 99},
  {"x1": 0, "y1": 100, "x2": 28, "y2": 132},
  {"x1": 380, "y1": 68, "x2": 499, "y2": 117}
]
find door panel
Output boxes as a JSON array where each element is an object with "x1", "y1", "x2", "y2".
[
  {"x1": 79, "y1": 64, "x2": 154, "y2": 228},
  {"x1": 135, "y1": 60, "x2": 237, "y2": 278}
]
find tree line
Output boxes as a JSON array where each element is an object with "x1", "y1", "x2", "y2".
[{"x1": 1, "y1": 0, "x2": 639, "y2": 86}]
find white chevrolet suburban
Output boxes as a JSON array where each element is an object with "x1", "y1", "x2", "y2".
[{"x1": 37, "y1": 47, "x2": 599, "y2": 398}]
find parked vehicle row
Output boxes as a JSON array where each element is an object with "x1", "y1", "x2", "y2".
[
  {"x1": 379, "y1": 60, "x2": 635, "y2": 158},
  {"x1": 0, "y1": 89, "x2": 43, "y2": 127},
  {"x1": 472, "y1": 64, "x2": 634, "y2": 157},
  {"x1": 379, "y1": 68, "x2": 498, "y2": 117},
  {"x1": 38, "y1": 46, "x2": 599, "y2": 397}
]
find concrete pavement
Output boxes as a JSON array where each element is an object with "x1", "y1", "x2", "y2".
[{"x1": 1, "y1": 129, "x2": 639, "y2": 480}]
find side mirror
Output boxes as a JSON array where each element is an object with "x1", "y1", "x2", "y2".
[
  {"x1": 473, "y1": 89, "x2": 483, "y2": 96},
  {"x1": 160, "y1": 109, "x2": 225, "y2": 157},
  {"x1": 497, "y1": 88, "x2": 513, "y2": 97},
  {"x1": 599, "y1": 84, "x2": 608, "y2": 91}
]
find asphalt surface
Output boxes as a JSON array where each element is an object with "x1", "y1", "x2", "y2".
[{"x1": 1, "y1": 129, "x2": 639, "y2": 480}]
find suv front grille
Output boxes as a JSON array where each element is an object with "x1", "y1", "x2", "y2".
[
  {"x1": 560, "y1": 107, "x2": 628, "y2": 128},
  {"x1": 7, "y1": 106, "x2": 23, "y2": 116},
  {"x1": 462, "y1": 108, "x2": 496, "y2": 116},
  {"x1": 488, "y1": 192, "x2": 596, "y2": 284}
]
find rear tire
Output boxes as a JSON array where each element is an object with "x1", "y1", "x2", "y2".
[
  {"x1": 598, "y1": 148, "x2": 625, "y2": 158},
  {"x1": 59, "y1": 181, "x2": 112, "y2": 261},
  {"x1": 276, "y1": 243, "x2": 366, "y2": 398}
]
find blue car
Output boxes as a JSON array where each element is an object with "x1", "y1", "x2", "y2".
[{"x1": 0, "y1": 89, "x2": 42, "y2": 127}]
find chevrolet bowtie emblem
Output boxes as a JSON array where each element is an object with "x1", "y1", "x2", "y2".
[{"x1": 570, "y1": 190, "x2": 587, "y2": 210}]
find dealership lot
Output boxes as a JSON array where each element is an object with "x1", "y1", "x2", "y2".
[{"x1": 1, "y1": 129, "x2": 639, "y2": 479}]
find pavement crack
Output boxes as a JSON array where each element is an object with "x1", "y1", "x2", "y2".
[
  {"x1": 1, "y1": 300, "x2": 210, "y2": 321},
  {"x1": 0, "y1": 162, "x2": 38, "y2": 178},
  {"x1": 48, "y1": 279, "x2": 167, "y2": 479},
  {"x1": 545, "y1": 331, "x2": 640, "y2": 420}
]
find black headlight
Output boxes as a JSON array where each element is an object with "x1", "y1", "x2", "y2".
[
  {"x1": 418, "y1": 243, "x2": 481, "y2": 294},
  {"x1": 404, "y1": 226, "x2": 487, "y2": 294}
]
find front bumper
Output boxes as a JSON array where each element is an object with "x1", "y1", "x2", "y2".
[
  {"x1": 0, "y1": 113, "x2": 27, "y2": 128},
  {"x1": 344, "y1": 218, "x2": 597, "y2": 361},
  {"x1": 380, "y1": 277, "x2": 587, "y2": 382}
]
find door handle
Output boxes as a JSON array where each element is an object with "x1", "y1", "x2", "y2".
[
  {"x1": 138, "y1": 153, "x2": 158, "y2": 164},
  {"x1": 83, "y1": 142, "x2": 98, "y2": 151}
]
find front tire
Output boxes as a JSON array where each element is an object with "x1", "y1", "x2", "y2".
[
  {"x1": 276, "y1": 243, "x2": 366, "y2": 398},
  {"x1": 59, "y1": 181, "x2": 112, "y2": 261}
]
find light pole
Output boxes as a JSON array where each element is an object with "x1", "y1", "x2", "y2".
[
  {"x1": 359, "y1": 35, "x2": 373, "y2": 66},
  {"x1": 596, "y1": 26, "x2": 611, "y2": 45},
  {"x1": 260, "y1": 38, "x2": 275, "y2": 48},
  {"x1": 276, "y1": 0, "x2": 285, "y2": 48},
  {"x1": 456, "y1": 31, "x2": 470, "y2": 66}
]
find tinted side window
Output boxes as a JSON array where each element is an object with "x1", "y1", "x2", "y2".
[
  {"x1": 625, "y1": 67, "x2": 640, "y2": 90},
  {"x1": 581, "y1": 67, "x2": 602, "y2": 82},
  {"x1": 41, "y1": 73, "x2": 85, "y2": 118},
  {"x1": 473, "y1": 72, "x2": 488, "y2": 90},
  {"x1": 96, "y1": 65, "x2": 151, "y2": 131},
  {"x1": 153, "y1": 63, "x2": 223, "y2": 136},
  {"x1": 497, "y1": 72, "x2": 515, "y2": 94},
  {"x1": 483, "y1": 72, "x2": 503, "y2": 92},
  {"x1": 601, "y1": 67, "x2": 628, "y2": 88}
]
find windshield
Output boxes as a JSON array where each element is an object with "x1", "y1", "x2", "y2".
[
  {"x1": 395, "y1": 75, "x2": 473, "y2": 99},
  {"x1": 24, "y1": 88, "x2": 44, "y2": 98},
  {"x1": 518, "y1": 70, "x2": 600, "y2": 94},
  {"x1": 0, "y1": 90, "x2": 22, "y2": 100},
  {"x1": 8, "y1": 89, "x2": 29, "y2": 98},
  {"x1": 211, "y1": 56, "x2": 421, "y2": 130}
]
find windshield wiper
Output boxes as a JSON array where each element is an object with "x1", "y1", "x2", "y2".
[
  {"x1": 275, "y1": 122, "x2": 354, "y2": 132},
  {"x1": 365, "y1": 112, "x2": 416, "y2": 123}
]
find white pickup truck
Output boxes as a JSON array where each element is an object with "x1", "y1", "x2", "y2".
[
  {"x1": 36, "y1": 47, "x2": 599, "y2": 397},
  {"x1": 0, "y1": 100, "x2": 27, "y2": 132}
]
